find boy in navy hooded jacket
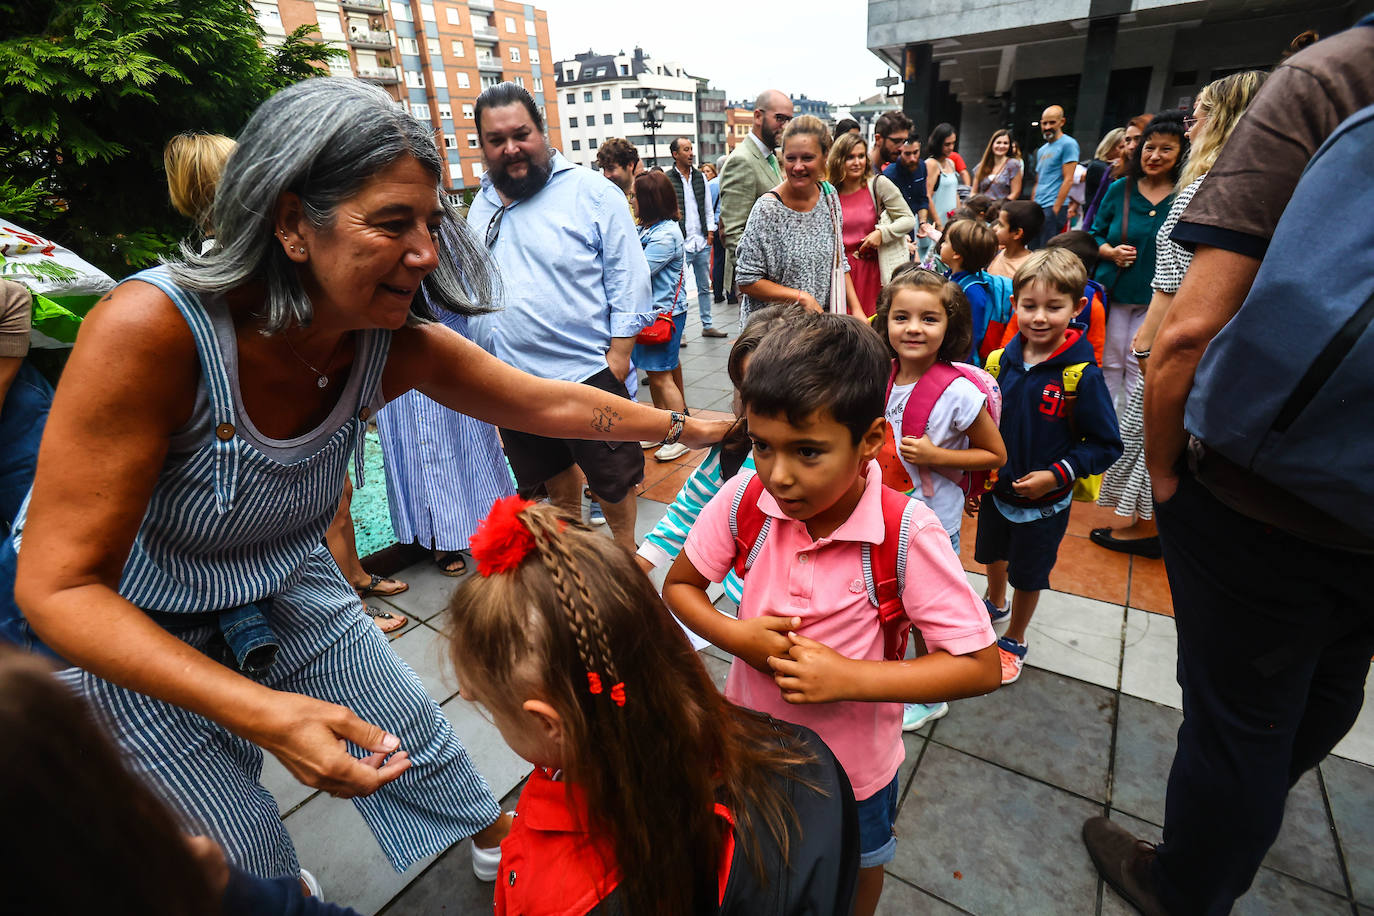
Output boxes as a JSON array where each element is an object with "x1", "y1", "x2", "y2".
[{"x1": 975, "y1": 248, "x2": 1122, "y2": 685}]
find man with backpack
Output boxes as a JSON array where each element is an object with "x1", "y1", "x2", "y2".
[{"x1": 1082, "y1": 17, "x2": 1374, "y2": 915}]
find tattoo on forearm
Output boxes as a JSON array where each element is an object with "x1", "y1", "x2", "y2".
[{"x1": 591, "y1": 405, "x2": 622, "y2": 434}]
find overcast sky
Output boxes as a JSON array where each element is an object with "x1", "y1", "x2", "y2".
[{"x1": 539, "y1": 0, "x2": 895, "y2": 108}]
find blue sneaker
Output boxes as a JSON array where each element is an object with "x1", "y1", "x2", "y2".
[
  {"x1": 984, "y1": 596, "x2": 1011, "y2": 623},
  {"x1": 587, "y1": 499, "x2": 606, "y2": 526},
  {"x1": 902, "y1": 701, "x2": 949, "y2": 732}
]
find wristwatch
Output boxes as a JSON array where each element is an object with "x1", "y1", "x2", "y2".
[{"x1": 660, "y1": 411, "x2": 687, "y2": 446}]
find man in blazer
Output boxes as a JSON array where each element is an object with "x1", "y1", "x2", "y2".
[{"x1": 718, "y1": 90, "x2": 794, "y2": 302}]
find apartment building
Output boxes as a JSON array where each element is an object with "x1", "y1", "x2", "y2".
[
  {"x1": 724, "y1": 105, "x2": 753, "y2": 152},
  {"x1": 552, "y1": 48, "x2": 702, "y2": 171},
  {"x1": 254, "y1": 0, "x2": 561, "y2": 193},
  {"x1": 694, "y1": 78, "x2": 728, "y2": 166}
]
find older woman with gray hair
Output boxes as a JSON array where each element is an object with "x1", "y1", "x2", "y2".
[{"x1": 11, "y1": 78, "x2": 728, "y2": 890}]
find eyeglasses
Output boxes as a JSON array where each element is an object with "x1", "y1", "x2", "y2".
[
  {"x1": 484, "y1": 206, "x2": 506, "y2": 249},
  {"x1": 1183, "y1": 116, "x2": 1204, "y2": 130}
]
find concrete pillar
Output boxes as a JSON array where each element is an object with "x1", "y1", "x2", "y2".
[
  {"x1": 1073, "y1": 15, "x2": 1119, "y2": 156},
  {"x1": 902, "y1": 43, "x2": 935, "y2": 136}
]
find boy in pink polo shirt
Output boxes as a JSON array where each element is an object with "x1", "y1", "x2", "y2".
[{"x1": 664, "y1": 313, "x2": 1000, "y2": 916}]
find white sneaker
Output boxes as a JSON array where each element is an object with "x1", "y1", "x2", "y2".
[
  {"x1": 654, "y1": 442, "x2": 690, "y2": 462},
  {"x1": 639, "y1": 440, "x2": 659, "y2": 449},
  {"x1": 298, "y1": 868, "x2": 324, "y2": 901}
]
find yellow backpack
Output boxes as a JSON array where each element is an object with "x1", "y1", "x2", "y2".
[{"x1": 984, "y1": 349, "x2": 1101, "y2": 502}]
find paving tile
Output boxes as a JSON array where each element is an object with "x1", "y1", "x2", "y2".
[
  {"x1": 388, "y1": 623, "x2": 460, "y2": 705},
  {"x1": 890, "y1": 742, "x2": 1102, "y2": 914},
  {"x1": 701, "y1": 392, "x2": 736, "y2": 412},
  {"x1": 1120, "y1": 608, "x2": 1181, "y2": 710},
  {"x1": 1019, "y1": 589, "x2": 1125, "y2": 691},
  {"x1": 1262, "y1": 769, "x2": 1346, "y2": 895},
  {"x1": 260, "y1": 750, "x2": 318, "y2": 815},
  {"x1": 1048, "y1": 533, "x2": 1131, "y2": 605},
  {"x1": 284, "y1": 792, "x2": 437, "y2": 914},
  {"x1": 374, "y1": 559, "x2": 466, "y2": 622},
  {"x1": 1333, "y1": 683, "x2": 1374, "y2": 766},
  {"x1": 1066, "y1": 500, "x2": 1126, "y2": 538},
  {"x1": 1323, "y1": 754, "x2": 1374, "y2": 906},
  {"x1": 876, "y1": 875, "x2": 968, "y2": 914},
  {"x1": 638, "y1": 464, "x2": 695, "y2": 502},
  {"x1": 700, "y1": 649, "x2": 731, "y2": 692},
  {"x1": 1099, "y1": 811, "x2": 1353, "y2": 916},
  {"x1": 1110, "y1": 694, "x2": 1181, "y2": 825},
  {"x1": 896, "y1": 729, "x2": 929, "y2": 797},
  {"x1": 1126, "y1": 556, "x2": 1174, "y2": 617},
  {"x1": 931, "y1": 666, "x2": 1115, "y2": 802},
  {"x1": 439, "y1": 695, "x2": 534, "y2": 804}
]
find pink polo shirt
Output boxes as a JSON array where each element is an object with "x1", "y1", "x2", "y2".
[{"x1": 684, "y1": 460, "x2": 994, "y2": 799}]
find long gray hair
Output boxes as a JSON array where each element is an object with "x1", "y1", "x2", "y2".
[{"x1": 166, "y1": 77, "x2": 493, "y2": 331}]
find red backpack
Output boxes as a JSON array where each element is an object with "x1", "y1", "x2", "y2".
[
  {"x1": 727, "y1": 473, "x2": 918, "y2": 662},
  {"x1": 876, "y1": 361, "x2": 1002, "y2": 499}
]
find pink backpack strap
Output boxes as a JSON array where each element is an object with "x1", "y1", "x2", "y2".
[
  {"x1": 728, "y1": 473, "x2": 772, "y2": 578},
  {"x1": 861, "y1": 487, "x2": 918, "y2": 662},
  {"x1": 901, "y1": 363, "x2": 962, "y2": 499}
]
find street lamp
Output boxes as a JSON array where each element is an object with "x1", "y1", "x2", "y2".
[{"x1": 635, "y1": 89, "x2": 666, "y2": 167}]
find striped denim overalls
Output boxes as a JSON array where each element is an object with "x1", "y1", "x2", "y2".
[{"x1": 14, "y1": 267, "x2": 500, "y2": 876}]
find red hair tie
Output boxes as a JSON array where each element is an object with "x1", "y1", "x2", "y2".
[
  {"x1": 609, "y1": 682, "x2": 626, "y2": 707},
  {"x1": 586, "y1": 672, "x2": 603, "y2": 694},
  {"x1": 469, "y1": 496, "x2": 539, "y2": 576}
]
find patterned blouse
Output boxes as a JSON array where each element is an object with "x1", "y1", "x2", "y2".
[{"x1": 1152, "y1": 176, "x2": 1205, "y2": 294}]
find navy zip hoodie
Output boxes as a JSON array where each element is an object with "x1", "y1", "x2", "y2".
[{"x1": 994, "y1": 326, "x2": 1122, "y2": 507}]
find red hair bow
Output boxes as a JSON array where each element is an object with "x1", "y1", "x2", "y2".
[{"x1": 469, "y1": 495, "x2": 539, "y2": 576}]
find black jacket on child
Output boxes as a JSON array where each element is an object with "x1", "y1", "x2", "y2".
[{"x1": 993, "y1": 326, "x2": 1122, "y2": 508}]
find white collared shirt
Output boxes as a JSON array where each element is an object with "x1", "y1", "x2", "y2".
[{"x1": 672, "y1": 165, "x2": 715, "y2": 253}]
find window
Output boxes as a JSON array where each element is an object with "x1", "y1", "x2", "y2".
[
  {"x1": 601, "y1": 89, "x2": 610, "y2": 100},
  {"x1": 571, "y1": 140, "x2": 581, "y2": 151},
  {"x1": 582, "y1": 90, "x2": 591, "y2": 102},
  {"x1": 445, "y1": 6, "x2": 458, "y2": 23},
  {"x1": 564, "y1": 68, "x2": 575, "y2": 81},
  {"x1": 444, "y1": 134, "x2": 457, "y2": 149},
  {"x1": 391, "y1": 1, "x2": 411, "y2": 19},
  {"x1": 404, "y1": 70, "x2": 424, "y2": 88},
  {"x1": 565, "y1": 92, "x2": 574, "y2": 105},
  {"x1": 438, "y1": 103, "x2": 452, "y2": 120},
  {"x1": 252, "y1": 2, "x2": 281, "y2": 27},
  {"x1": 513, "y1": 76, "x2": 524, "y2": 88},
  {"x1": 532, "y1": 77, "x2": 543, "y2": 92},
  {"x1": 471, "y1": 162, "x2": 484, "y2": 178},
  {"x1": 603, "y1": 113, "x2": 612, "y2": 125},
  {"x1": 619, "y1": 64, "x2": 628, "y2": 76},
  {"x1": 586, "y1": 138, "x2": 595, "y2": 149},
  {"x1": 456, "y1": 71, "x2": 470, "y2": 88},
  {"x1": 525, "y1": 18, "x2": 535, "y2": 35},
  {"x1": 420, "y1": 3, "x2": 435, "y2": 20},
  {"x1": 569, "y1": 116, "x2": 578, "y2": 128},
  {"x1": 462, "y1": 103, "x2": 474, "y2": 119},
  {"x1": 481, "y1": 74, "x2": 500, "y2": 88},
  {"x1": 466, "y1": 133, "x2": 479, "y2": 148},
  {"x1": 431, "y1": 70, "x2": 447, "y2": 88},
  {"x1": 398, "y1": 37, "x2": 419, "y2": 55},
  {"x1": 426, "y1": 38, "x2": 440, "y2": 54},
  {"x1": 503, "y1": 15, "x2": 515, "y2": 31},
  {"x1": 328, "y1": 56, "x2": 352, "y2": 78},
  {"x1": 530, "y1": 49, "x2": 540, "y2": 64},
  {"x1": 508, "y1": 46, "x2": 520, "y2": 62},
  {"x1": 450, "y1": 39, "x2": 464, "y2": 56}
]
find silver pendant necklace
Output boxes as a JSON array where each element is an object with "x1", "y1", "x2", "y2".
[{"x1": 284, "y1": 332, "x2": 347, "y2": 389}]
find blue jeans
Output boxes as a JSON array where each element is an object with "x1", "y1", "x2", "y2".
[
  {"x1": 685, "y1": 247, "x2": 713, "y2": 328},
  {"x1": 0, "y1": 361, "x2": 58, "y2": 660},
  {"x1": 1034, "y1": 205, "x2": 1068, "y2": 248}
]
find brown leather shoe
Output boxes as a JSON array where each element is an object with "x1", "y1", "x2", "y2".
[{"x1": 1082, "y1": 817, "x2": 1172, "y2": 916}]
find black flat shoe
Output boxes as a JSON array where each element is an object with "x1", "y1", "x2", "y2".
[{"x1": 1089, "y1": 528, "x2": 1163, "y2": 559}]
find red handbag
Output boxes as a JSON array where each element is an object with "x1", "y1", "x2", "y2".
[{"x1": 635, "y1": 260, "x2": 686, "y2": 345}]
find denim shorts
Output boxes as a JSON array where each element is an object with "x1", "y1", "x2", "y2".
[
  {"x1": 855, "y1": 773, "x2": 900, "y2": 868},
  {"x1": 631, "y1": 311, "x2": 686, "y2": 372}
]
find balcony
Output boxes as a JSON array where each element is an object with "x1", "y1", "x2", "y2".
[
  {"x1": 471, "y1": 23, "x2": 498, "y2": 43},
  {"x1": 467, "y1": 0, "x2": 494, "y2": 10},
  {"x1": 347, "y1": 28, "x2": 393, "y2": 49},
  {"x1": 340, "y1": 0, "x2": 385, "y2": 12},
  {"x1": 475, "y1": 54, "x2": 502, "y2": 73},
  {"x1": 355, "y1": 65, "x2": 400, "y2": 83}
]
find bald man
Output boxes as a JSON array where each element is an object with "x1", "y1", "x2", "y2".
[
  {"x1": 718, "y1": 89, "x2": 794, "y2": 303},
  {"x1": 1030, "y1": 105, "x2": 1079, "y2": 247}
]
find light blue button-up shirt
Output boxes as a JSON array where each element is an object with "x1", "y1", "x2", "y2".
[{"x1": 467, "y1": 151, "x2": 652, "y2": 383}]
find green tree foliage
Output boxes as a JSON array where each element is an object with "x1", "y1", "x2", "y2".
[{"x1": 0, "y1": 1, "x2": 344, "y2": 276}]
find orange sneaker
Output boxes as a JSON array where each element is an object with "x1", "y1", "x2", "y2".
[{"x1": 998, "y1": 636, "x2": 1026, "y2": 684}]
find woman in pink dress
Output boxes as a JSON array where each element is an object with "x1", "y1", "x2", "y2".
[{"x1": 826, "y1": 133, "x2": 915, "y2": 317}]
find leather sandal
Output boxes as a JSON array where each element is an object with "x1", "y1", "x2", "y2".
[
  {"x1": 354, "y1": 572, "x2": 409, "y2": 599},
  {"x1": 365, "y1": 604, "x2": 407, "y2": 634}
]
